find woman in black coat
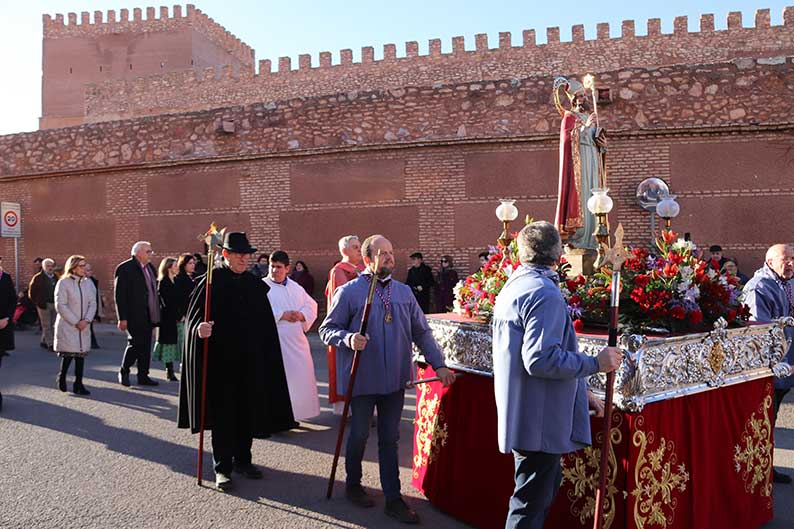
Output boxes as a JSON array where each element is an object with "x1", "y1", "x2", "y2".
[
  {"x1": 434, "y1": 255, "x2": 459, "y2": 313},
  {"x1": 0, "y1": 257, "x2": 17, "y2": 412},
  {"x1": 152, "y1": 257, "x2": 180, "y2": 381}
]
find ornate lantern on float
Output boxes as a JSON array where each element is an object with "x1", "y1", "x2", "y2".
[
  {"x1": 495, "y1": 199, "x2": 519, "y2": 248},
  {"x1": 655, "y1": 194, "x2": 680, "y2": 231},
  {"x1": 587, "y1": 188, "x2": 614, "y2": 268}
]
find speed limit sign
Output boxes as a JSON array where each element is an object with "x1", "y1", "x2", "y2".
[{"x1": 1, "y1": 202, "x2": 21, "y2": 238}]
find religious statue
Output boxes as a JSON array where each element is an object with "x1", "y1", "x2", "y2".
[{"x1": 553, "y1": 75, "x2": 607, "y2": 251}]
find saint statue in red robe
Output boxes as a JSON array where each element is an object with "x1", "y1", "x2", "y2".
[{"x1": 553, "y1": 77, "x2": 607, "y2": 250}]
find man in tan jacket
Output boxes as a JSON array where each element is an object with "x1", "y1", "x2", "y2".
[{"x1": 29, "y1": 258, "x2": 57, "y2": 350}]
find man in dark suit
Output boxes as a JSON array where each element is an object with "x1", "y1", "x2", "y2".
[
  {"x1": 115, "y1": 241, "x2": 161, "y2": 387},
  {"x1": 406, "y1": 252, "x2": 435, "y2": 313}
]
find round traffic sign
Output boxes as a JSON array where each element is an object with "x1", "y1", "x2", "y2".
[{"x1": 4, "y1": 211, "x2": 18, "y2": 228}]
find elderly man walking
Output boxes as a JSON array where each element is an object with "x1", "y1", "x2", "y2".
[
  {"x1": 492, "y1": 221, "x2": 621, "y2": 529},
  {"x1": 115, "y1": 241, "x2": 161, "y2": 387},
  {"x1": 743, "y1": 243, "x2": 794, "y2": 484},
  {"x1": 29, "y1": 258, "x2": 58, "y2": 350}
]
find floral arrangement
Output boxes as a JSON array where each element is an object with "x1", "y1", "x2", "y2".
[
  {"x1": 452, "y1": 241, "x2": 518, "y2": 321},
  {"x1": 560, "y1": 230, "x2": 751, "y2": 333}
]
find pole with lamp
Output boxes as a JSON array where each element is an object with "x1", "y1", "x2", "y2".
[
  {"x1": 586, "y1": 188, "x2": 629, "y2": 529},
  {"x1": 655, "y1": 193, "x2": 680, "y2": 232},
  {"x1": 495, "y1": 199, "x2": 519, "y2": 249}
]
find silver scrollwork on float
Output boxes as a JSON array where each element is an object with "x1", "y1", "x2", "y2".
[{"x1": 416, "y1": 316, "x2": 794, "y2": 412}]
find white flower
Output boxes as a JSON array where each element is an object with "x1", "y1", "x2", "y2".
[
  {"x1": 707, "y1": 268, "x2": 718, "y2": 280},
  {"x1": 672, "y1": 239, "x2": 696, "y2": 253}
]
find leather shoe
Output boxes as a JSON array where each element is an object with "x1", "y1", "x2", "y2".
[
  {"x1": 137, "y1": 376, "x2": 159, "y2": 386},
  {"x1": 118, "y1": 370, "x2": 130, "y2": 387},
  {"x1": 215, "y1": 472, "x2": 233, "y2": 491},
  {"x1": 73, "y1": 383, "x2": 91, "y2": 396},
  {"x1": 773, "y1": 469, "x2": 792, "y2": 484},
  {"x1": 57, "y1": 375, "x2": 67, "y2": 392},
  {"x1": 384, "y1": 497, "x2": 419, "y2": 524},
  {"x1": 234, "y1": 463, "x2": 264, "y2": 479},
  {"x1": 345, "y1": 485, "x2": 375, "y2": 508}
]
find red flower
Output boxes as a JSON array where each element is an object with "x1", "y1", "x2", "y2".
[
  {"x1": 670, "y1": 306, "x2": 686, "y2": 320},
  {"x1": 576, "y1": 274, "x2": 587, "y2": 286},
  {"x1": 662, "y1": 262, "x2": 679, "y2": 278},
  {"x1": 709, "y1": 258, "x2": 720, "y2": 271},
  {"x1": 688, "y1": 310, "x2": 703, "y2": 325},
  {"x1": 662, "y1": 230, "x2": 678, "y2": 245},
  {"x1": 570, "y1": 295, "x2": 582, "y2": 305},
  {"x1": 573, "y1": 319, "x2": 584, "y2": 333},
  {"x1": 634, "y1": 274, "x2": 650, "y2": 288},
  {"x1": 727, "y1": 309, "x2": 737, "y2": 323},
  {"x1": 566, "y1": 280, "x2": 579, "y2": 292}
]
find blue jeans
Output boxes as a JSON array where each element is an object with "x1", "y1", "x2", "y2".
[
  {"x1": 505, "y1": 450, "x2": 563, "y2": 529},
  {"x1": 345, "y1": 390, "x2": 404, "y2": 500}
]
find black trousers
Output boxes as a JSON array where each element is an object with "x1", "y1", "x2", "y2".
[
  {"x1": 774, "y1": 388, "x2": 790, "y2": 425},
  {"x1": 210, "y1": 391, "x2": 253, "y2": 475},
  {"x1": 121, "y1": 324, "x2": 153, "y2": 377},
  {"x1": 506, "y1": 450, "x2": 563, "y2": 529}
]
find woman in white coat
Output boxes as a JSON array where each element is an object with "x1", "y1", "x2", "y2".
[{"x1": 55, "y1": 255, "x2": 97, "y2": 395}]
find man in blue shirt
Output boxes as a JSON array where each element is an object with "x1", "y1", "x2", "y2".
[
  {"x1": 743, "y1": 243, "x2": 794, "y2": 484},
  {"x1": 320, "y1": 234, "x2": 456, "y2": 524},
  {"x1": 492, "y1": 221, "x2": 621, "y2": 529}
]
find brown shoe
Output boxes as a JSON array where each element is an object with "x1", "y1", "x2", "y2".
[
  {"x1": 384, "y1": 497, "x2": 419, "y2": 524},
  {"x1": 345, "y1": 485, "x2": 375, "y2": 508}
]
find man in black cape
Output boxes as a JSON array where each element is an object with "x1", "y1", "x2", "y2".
[{"x1": 178, "y1": 232, "x2": 294, "y2": 490}]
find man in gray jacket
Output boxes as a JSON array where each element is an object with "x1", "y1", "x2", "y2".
[{"x1": 492, "y1": 221, "x2": 621, "y2": 529}]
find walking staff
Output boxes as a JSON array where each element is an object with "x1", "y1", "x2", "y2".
[
  {"x1": 593, "y1": 224, "x2": 629, "y2": 529},
  {"x1": 326, "y1": 251, "x2": 381, "y2": 499}
]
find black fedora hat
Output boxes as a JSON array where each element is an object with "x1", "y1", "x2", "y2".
[{"x1": 218, "y1": 232, "x2": 257, "y2": 254}]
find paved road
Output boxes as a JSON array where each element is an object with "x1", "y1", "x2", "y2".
[{"x1": 0, "y1": 325, "x2": 792, "y2": 528}]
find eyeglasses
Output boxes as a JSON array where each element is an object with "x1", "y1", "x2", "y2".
[
  {"x1": 145, "y1": 249, "x2": 155, "y2": 255},
  {"x1": 440, "y1": 259, "x2": 448, "y2": 263}
]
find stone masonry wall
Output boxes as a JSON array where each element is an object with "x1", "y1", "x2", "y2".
[
  {"x1": 4, "y1": 58, "x2": 791, "y2": 177},
  {"x1": 84, "y1": 7, "x2": 794, "y2": 122}
]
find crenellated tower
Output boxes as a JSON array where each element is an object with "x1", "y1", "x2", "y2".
[{"x1": 40, "y1": 4, "x2": 254, "y2": 129}]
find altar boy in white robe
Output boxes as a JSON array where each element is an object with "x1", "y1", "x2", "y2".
[{"x1": 264, "y1": 250, "x2": 320, "y2": 422}]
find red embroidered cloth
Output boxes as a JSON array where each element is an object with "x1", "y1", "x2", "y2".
[{"x1": 412, "y1": 366, "x2": 774, "y2": 529}]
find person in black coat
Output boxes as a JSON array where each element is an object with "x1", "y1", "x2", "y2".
[
  {"x1": 434, "y1": 255, "x2": 460, "y2": 313},
  {"x1": 114, "y1": 241, "x2": 161, "y2": 387},
  {"x1": 178, "y1": 232, "x2": 294, "y2": 491},
  {"x1": 152, "y1": 258, "x2": 181, "y2": 382},
  {"x1": 406, "y1": 252, "x2": 435, "y2": 313},
  {"x1": 0, "y1": 257, "x2": 16, "y2": 412}
]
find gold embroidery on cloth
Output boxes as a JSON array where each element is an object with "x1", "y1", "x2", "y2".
[
  {"x1": 560, "y1": 412, "x2": 623, "y2": 528},
  {"x1": 733, "y1": 387, "x2": 773, "y2": 508},
  {"x1": 412, "y1": 381, "x2": 448, "y2": 478},
  {"x1": 631, "y1": 416, "x2": 690, "y2": 529},
  {"x1": 568, "y1": 120, "x2": 584, "y2": 232}
]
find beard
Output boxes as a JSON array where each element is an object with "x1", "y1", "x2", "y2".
[{"x1": 377, "y1": 265, "x2": 393, "y2": 278}]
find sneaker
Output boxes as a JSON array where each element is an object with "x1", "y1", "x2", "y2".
[
  {"x1": 384, "y1": 497, "x2": 419, "y2": 524},
  {"x1": 215, "y1": 472, "x2": 233, "y2": 491},
  {"x1": 345, "y1": 485, "x2": 375, "y2": 508},
  {"x1": 773, "y1": 469, "x2": 792, "y2": 484},
  {"x1": 233, "y1": 463, "x2": 263, "y2": 479}
]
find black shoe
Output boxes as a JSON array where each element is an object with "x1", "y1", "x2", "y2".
[
  {"x1": 234, "y1": 463, "x2": 263, "y2": 479},
  {"x1": 215, "y1": 472, "x2": 233, "y2": 491},
  {"x1": 73, "y1": 383, "x2": 91, "y2": 396},
  {"x1": 40, "y1": 342, "x2": 48, "y2": 350},
  {"x1": 384, "y1": 497, "x2": 420, "y2": 524},
  {"x1": 118, "y1": 370, "x2": 130, "y2": 387},
  {"x1": 345, "y1": 485, "x2": 375, "y2": 508},
  {"x1": 166, "y1": 368, "x2": 178, "y2": 382},
  {"x1": 0, "y1": 350, "x2": 9, "y2": 357},
  {"x1": 289, "y1": 421, "x2": 301, "y2": 429},
  {"x1": 773, "y1": 469, "x2": 792, "y2": 484},
  {"x1": 137, "y1": 376, "x2": 159, "y2": 386},
  {"x1": 57, "y1": 374, "x2": 67, "y2": 392}
]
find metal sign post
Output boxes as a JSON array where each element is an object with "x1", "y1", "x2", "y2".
[{"x1": 1, "y1": 202, "x2": 22, "y2": 282}]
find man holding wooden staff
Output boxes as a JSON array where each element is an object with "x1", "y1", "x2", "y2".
[
  {"x1": 492, "y1": 221, "x2": 621, "y2": 529},
  {"x1": 320, "y1": 234, "x2": 456, "y2": 524},
  {"x1": 177, "y1": 232, "x2": 294, "y2": 491}
]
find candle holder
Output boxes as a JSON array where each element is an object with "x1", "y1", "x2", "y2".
[
  {"x1": 587, "y1": 188, "x2": 614, "y2": 268},
  {"x1": 495, "y1": 199, "x2": 519, "y2": 248}
]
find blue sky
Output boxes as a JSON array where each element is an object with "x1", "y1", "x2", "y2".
[{"x1": 0, "y1": 0, "x2": 789, "y2": 135}]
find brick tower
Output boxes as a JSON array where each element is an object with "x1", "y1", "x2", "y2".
[{"x1": 40, "y1": 4, "x2": 254, "y2": 129}]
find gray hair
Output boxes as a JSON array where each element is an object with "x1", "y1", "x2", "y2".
[
  {"x1": 517, "y1": 221, "x2": 562, "y2": 266},
  {"x1": 130, "y1": 241, "x2": 152, "y2": 256},
  {"x1": 338, "y1": 235, "x2": 359, "y2": 253},
  {"x1": 42, "y1": 258, "x2": 55, "y2": 268}
]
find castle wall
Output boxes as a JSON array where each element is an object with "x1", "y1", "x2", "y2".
[
  {"x1": 2, "y1": 59, "x2": 793, "y2": 313},
  {"x1": 40, "y1": 5, "x2": 254, "y2": 129},
  {"x1": 84, "y1": 7, "x2": 794, "y2": 122}
]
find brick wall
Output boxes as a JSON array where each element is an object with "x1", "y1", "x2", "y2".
[{"x1": 84, "y1": 7, "x2": 794, "y2": 122}]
